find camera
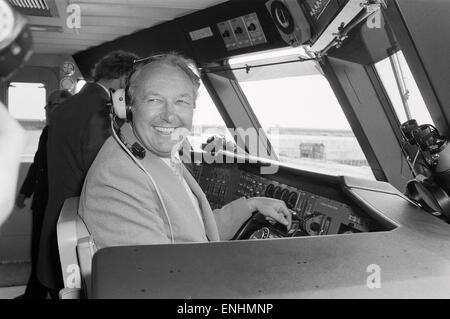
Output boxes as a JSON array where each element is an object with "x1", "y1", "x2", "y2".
[
  {"x1": 0, "y1": 0, "x2": 33, "y2": 80},
  {"x1": 401, "y1": 120, "x2": 450, "y2": 171},
  {"x1": 402, "y1": 119, "x2": 450, "y2": 220}
]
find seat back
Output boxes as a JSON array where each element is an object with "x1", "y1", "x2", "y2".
[{"x1": 57, "y1": 197, "x2": 97, "y2": 299}]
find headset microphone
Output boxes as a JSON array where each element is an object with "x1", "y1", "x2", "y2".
[{"x1": 108, "y1": 88, "x2": 146, "y2": 159}]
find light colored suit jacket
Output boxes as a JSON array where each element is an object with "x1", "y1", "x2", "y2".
[{"x1": 79, "y1": 123, "x2": 253, "y2": 250}]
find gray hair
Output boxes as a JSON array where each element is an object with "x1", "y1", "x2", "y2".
[{"x1": 127, "y1": 52, "x2": 201, "y2": 106}]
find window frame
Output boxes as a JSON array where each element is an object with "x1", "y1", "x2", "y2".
[{"x1": 225, "y1": 54, "x2": 377, "y2": 180}]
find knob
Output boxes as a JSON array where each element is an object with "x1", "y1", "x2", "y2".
[
  {"x1": 222, "y1": 30, "x2": 230, "y2": 38},
  {"x1": 235, "y1": 27, "x2": 243, "y2": 34},
  {"x1": 287, "y1": 191, "x2": 298, "y2": 209},
  {"x1": 280, "y1": 189, "x2": 290, "y2": 204},
  {"x1": 265, "y1": 184, "x2": 275, "y2": 198},
  {"x1": 247, "y1": 23, "x2": 256, "y2": 31},
  {"x1": 273, "y1": 186, "x2": 282, "y2": 199}
]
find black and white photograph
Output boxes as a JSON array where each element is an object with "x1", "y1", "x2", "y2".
[{"x1": 0, "y1": 0, "x2": 449, "y2": 304}]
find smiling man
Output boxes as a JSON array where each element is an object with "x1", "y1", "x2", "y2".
[
  {"x1": 78, "y1": 52, "x2": 291, "y2": 249},
  {"x1": 128, "y1": 55, "x2": 198, "y2": 157}
]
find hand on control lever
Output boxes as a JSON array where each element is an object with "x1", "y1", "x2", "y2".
[
  {"x1": 202, "y1": 135, "x2": 246, "y2": 155},
  {"x1": 246, "y1": 197, "x2": 292, "y2": 230}
]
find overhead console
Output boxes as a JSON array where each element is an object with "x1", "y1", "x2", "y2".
[
  {"x1": 265, "y1": 0, "x2": 382, "y2": 53},
  {"x1": 177, "y1": 0, "x2": 385, "y2": 64},
  {"x1": 186, "y1": 153, "x2": 398, "y2": 240},
  {"x1": 73, "y1": 0, "x2": 385, "y2": 75}
]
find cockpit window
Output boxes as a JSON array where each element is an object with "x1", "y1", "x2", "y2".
[
  {"x1": 230, "y1": 48, "x2": 375, "y2": 180},
  {"x1": 7, "y1": 82, "x2": 46, "y2": 161},
  {"x1": 375, "y1": 51, "x2": 433, "y2": 126},
  {"x1": 187, "y1": 82, "x2": 235, "y2": 152},
  {"x1": 8, "y1": 82, "x2": 46, "y2": 121}
]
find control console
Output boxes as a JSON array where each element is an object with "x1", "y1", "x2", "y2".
[{"x1": 187, "y1": 162, "x2": 372, "y2": 236}]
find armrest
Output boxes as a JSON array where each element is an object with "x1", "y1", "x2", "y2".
[
  {"x1": 59, "y1": 287, "x2": 83, "y2": 299},
  {"x1": 77, "y1": 235, "x2": 97, "y2": 298}
]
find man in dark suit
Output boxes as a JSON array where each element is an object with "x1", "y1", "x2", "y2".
[
  {"x1": 36, "y1": 51, "x2": 138, "y2": 297},
  {"x1": 14, "y1": 90, "x2": 72, "y2": 299}
]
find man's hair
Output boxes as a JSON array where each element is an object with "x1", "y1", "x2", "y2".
[
  {"x1": 47, "y1": 89, "x2": 72, "y2": 104},
  {"x1": 127, "y1": 52, "x2": 201, "y2": 106},
  {"x1": 47, "y1": 90, "x2": 72, "y2": 102},
  {"x1": 46, "y1": 89, "x2": 73, "y2": 112},
  {"x1": 92, "y1": 50, "x2": 139, "y2": 82}
]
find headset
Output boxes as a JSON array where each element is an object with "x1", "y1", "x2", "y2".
[
  {"x1": 109, "y1": 87, "x2": 175, "y2": 243},
  {"x1": 110, "y1": 88, "x2": 133, "y2": 122}
]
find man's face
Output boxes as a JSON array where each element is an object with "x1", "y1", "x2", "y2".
[{"x1": 131, "y1": 64, "x2": 195, "y2": 157}]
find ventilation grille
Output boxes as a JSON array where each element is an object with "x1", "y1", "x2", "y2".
[{"x1": 8, "y1": 0, "x2": 58, "y2": 17}]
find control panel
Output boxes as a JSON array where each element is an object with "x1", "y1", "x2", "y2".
[
  {"x1": 266, "y1": 0, "x2": 311, "y2": 47},
  {"x1": 187, "y1": 163, "x2": 372, "y2": 236},
  {"x1": 235, "y1": 171, "x2": 370, "y2": 235},
  {"x1": 217, "y1": 12, "x2": 267, "y2": 51},
  {"x1": 195, "y1": 165, "x2": 241, "y2": 210}
]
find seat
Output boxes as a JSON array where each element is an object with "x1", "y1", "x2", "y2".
[{"x1": 56, "y1": 197, "x2": 97, "y2": 299}]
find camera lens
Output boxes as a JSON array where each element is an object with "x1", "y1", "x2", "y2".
[
  {"x1": 415, "y1": 124, "x2": 446, "y2": 154},
  {"x1": 401, "y1": 119, "x2": 419, "y2": 145}
]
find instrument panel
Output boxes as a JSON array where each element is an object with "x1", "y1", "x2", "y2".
[{"x1": 188, "y1": 163, "x2": 372, "y2": 237}]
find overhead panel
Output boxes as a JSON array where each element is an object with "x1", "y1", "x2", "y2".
[
  {"x1": 265, "y1": 0, "x2": 311, "y2": 47},
  {"x1": 179, "y1": 0, "x2": 285, "y2": 63},
  {"x1": 215, "y1": 13, "x2": 268, "y2": 51}
]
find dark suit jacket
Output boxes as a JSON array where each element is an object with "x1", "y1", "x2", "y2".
[
  {"x1": 37, "y1": 83, "x2": 111, "y2": 290},
  {"x1": 20, "y1": 126, "x2": 49, "y2": 213}
]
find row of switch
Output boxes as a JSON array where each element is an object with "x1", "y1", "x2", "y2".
[
  {"x1": 221, "y1": 23, "x2": 257, "y2": 39},
  {"x1": 236, "y1": 173, "x2": 265, "y2": 198}
]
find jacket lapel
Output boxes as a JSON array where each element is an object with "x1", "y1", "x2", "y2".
[
  {"x1": 120, "y1": 123, "x2": 216, "y2": 240},
  {"x1": 182, "y1": 166, "x2": 220, "y2": 242}
]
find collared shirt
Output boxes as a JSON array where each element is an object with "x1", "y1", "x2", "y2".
[
  {"x1": 95, "y1": 82, "x2": 111, "y2": 96},
  {"x1": 159, "y1": 155, "x2": 206, "y2": 231}
]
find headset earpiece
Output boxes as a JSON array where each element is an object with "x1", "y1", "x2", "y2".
[{"x1": 110, "y1": 88, "x2": 132, "y2": 121}]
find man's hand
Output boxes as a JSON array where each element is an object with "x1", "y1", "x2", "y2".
[
  {"x1": 15, "y1": 193, "x2": 27, "y2": 209},
  {"x1": 246, "y1": 197, "x2": 292, "y2": 229},
  {"x1": 202, "y1": 135, "x2": 243, "y2": 154}
]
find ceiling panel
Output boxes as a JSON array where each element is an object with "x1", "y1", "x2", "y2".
[
  {"x1": 78, "y1": 3, "x2": 192, "y2": 18},
  {"x1": 66, "y1": 26, "x2": 141, "y2": 35},
  {"x1": 80, "y1": 17, "x2": 167, "y2": 28},
  {"x1": 20, "y1": 0, "x2": 228, "y2": 55},
  {"x1": 74, "y1": 0, "x2": 227, "y2": 9},
  {"x1": 33, "y1": 38, "x2": 100, "y2": 46},
  {"x1": 32, "y1": 32, "x2": 122, "y2": 41}
]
